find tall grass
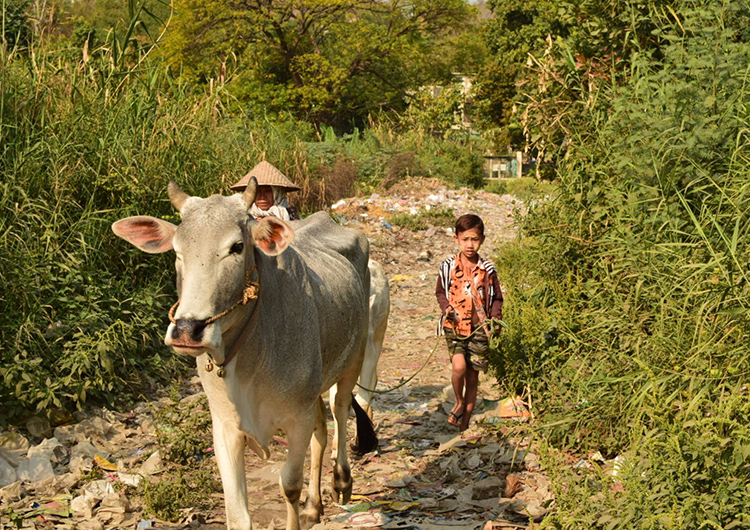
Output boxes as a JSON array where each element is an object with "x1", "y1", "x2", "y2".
[{"x1": 492, "y1": 2, "x2": 750, "y2": 526}]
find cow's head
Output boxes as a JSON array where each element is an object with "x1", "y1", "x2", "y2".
[{"x1": 112, "y1": 178, "x2": 295, "y2": 361}]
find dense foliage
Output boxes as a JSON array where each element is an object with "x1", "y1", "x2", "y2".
[{"x1": 492, "y1": 1, "x2": 750, "y2": 526}]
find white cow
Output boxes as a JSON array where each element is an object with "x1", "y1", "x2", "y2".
[
  {"x1": 112, "y1": 179, "x2": 376, "y2": 530},
  {"x1": 354, "y1": 259, "x2": 390, "y2": 418}
]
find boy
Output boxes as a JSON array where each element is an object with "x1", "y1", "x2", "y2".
[{"x1": 436, "y1": 214, "x2": 503, "y2": 431}]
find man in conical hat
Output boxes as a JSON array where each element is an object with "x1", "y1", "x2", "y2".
[{"x1": 230, "y1": 160, "x2": 301, "y2": 221}]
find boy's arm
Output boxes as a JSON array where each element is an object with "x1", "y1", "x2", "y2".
[
  {"x1": 436, "y1": 276, "x2": 451, "y2": 314},
  {"x1": 489, "y1": 272, "x2": 503, "y2": 320}
]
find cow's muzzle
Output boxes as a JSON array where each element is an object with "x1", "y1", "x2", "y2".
[
  {"x1": 165, "y1": 265, "x2": 260, "y2": 363},
  {"x1": 171, "y1": 318, "x2": 209, "y2": 346}
]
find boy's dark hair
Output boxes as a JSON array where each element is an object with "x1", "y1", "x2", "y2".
[{"x1": 455, "y1": 214, "x2": 484, "y2": 237}]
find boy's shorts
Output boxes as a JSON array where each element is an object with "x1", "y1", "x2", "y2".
[{"x1": 444, "y1": 327, "x2": 490, "y2": 372}]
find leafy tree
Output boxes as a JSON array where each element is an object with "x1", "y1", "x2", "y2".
[
  {"x1": 162, "y1": 0, "x2": 474, "y2": 127},
  {"x1": 401, "y1": 84, "x2": 465, "y2": 136},
  {"x1": 473, "y1": 0, "x2": 565, "y2": 148},
  {"x1": 54, "y1": 0, "x2": 171, "y2": 47}
]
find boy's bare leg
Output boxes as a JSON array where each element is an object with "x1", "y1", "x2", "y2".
[
  {"x1": 451, "y1": 353, "x2": 468, "y2": 421},
  {"x1": 461, "y1": 368, "x2": 479, "y2": 431}
]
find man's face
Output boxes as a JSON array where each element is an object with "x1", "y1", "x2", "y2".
[{"x1": 255, "y1": 185, "x2": 275, "y2": 210}]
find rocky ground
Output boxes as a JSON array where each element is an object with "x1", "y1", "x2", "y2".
[{"x1": 1, "y1": 178, "x2": 555, "y2": 530}]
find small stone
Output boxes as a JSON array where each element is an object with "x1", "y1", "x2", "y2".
[{"x1": 472, "y1": 476, "x2": 503, "y2": 500}]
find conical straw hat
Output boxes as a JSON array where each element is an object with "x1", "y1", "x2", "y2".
[{"x1": 230, "y1": 161, "x2": 301, "y2": 192}]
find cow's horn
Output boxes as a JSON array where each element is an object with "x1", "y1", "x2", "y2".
[
  {"x1": 242, "y1": 176, "x2": 258, "y2": 209},
  {"x1": 168, "y1": 181, "x2": 190, "y2": 211}
]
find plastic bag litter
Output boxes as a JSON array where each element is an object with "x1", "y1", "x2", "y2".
[
  {"x1": 464, "y1": 452, "x2": 483, "y2": 470},
  {"x1": 0, "y1": 432, "x2": 30, "y2": 466},
  {"x1": 497, "y1": 397, "x2": 531, "y2": 418},
  {"x1": 28, "y1": 437, "x2": 68, "y2": 464},
  {"x1": 0, "y1": 456, "x2": 17, "y2": 487},
  {"x1": 18, "y1": 495, "x2": 72, "y2": 519},
  {"x1": 17, "y1": 454, "x2": 56, "y2": 482},
  {"x1": 383, "y1": 472, "x2": 415, "y2": 488}
]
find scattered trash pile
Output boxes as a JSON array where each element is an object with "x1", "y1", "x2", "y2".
[
  {"x1": 0, "y1": 402, "x2": 172, "y2": 529},
  {"x1": 330, "y1": 178, "x2": 520, "y2": 264}
]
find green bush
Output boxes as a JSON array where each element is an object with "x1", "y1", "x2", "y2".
[
  {"x1": 490, "y1": 2, "x2": 750, "y2": 526},
  {"x1": 155, "y1": 395, "x2": 213, "y2": 465},
  {"x1": 141, "y1": 468, "x2": 219, "y2": 522},
  {"x1": 485, "y1": 177, "x2": 556, "y2": 203},
  {"x1": 0, "y1": 37, "x2": 257, "y2": 421},
  {"x1": 389, "y1": 205, "x2": 456, "y2": 231}
]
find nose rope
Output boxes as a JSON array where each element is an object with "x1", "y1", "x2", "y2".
[{"x1": 167, "y1": 265, "x2": 260, "y2": 325}]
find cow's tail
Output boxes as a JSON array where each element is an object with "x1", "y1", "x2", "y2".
[{"x1": 351, "y1": 393, "x2": 378, "y2": 454}]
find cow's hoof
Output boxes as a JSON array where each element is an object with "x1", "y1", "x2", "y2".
[
  {"x1": 332, "y1": 464, "x2": 353, "y2": 504},
  {"x1": 300, "y1": 501, "x2": 322, "y2": 530}
]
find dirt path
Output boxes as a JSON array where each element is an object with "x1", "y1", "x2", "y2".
[
  {"x1": 0, "y1": 180, "x2": 552, "y2": 530},
  {"x1": 310, "y1": 180, "x2": 548, "y2": 530}
]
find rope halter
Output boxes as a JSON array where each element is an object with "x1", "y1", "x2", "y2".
[{"x1": 167, "y1": 265, "x2": 260, "y2": 377}]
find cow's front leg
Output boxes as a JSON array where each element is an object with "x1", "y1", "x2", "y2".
[
  {"x1": 213, "y1": 419, "x2": 251, "y2": 530},
  {"x1": 281, "y1": 409, "x2": 316, "y2": 530},
  {"x1": 301, "y1": 396, "x2": 327, "y2": 527}
]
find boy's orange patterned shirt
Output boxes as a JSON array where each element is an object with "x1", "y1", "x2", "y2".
[{"x1": 445, "y1": 255, "x2": 489, "y2": 336}]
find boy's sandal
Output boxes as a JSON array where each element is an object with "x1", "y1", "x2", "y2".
[{"x1": 448, "y1": 412, "x2": 463, "y2": 426}]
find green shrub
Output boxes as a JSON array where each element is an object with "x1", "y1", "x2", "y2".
[
  {"x1": 485, "y1": 177, "x2": 556, "y2": 203},
  {"x1": 389, "y1": 205, "x2": 456, "y2": 231},
  {"x1": 490, "y1": 2, "x2": 750, "y2": 526},
  {"x1": 489, "y1": 239, "x2": 565, "y2": 394},
  {"x1": 141, "y1": 468, "x2": 219, "y2": 522},
  {"x1": 155, "y1": 395, "x2": 213, "y2": 466}
]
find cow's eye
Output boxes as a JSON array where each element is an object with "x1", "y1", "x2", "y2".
[{"x1": 229, "y1": 242, "x2": 244, "y2": 255}]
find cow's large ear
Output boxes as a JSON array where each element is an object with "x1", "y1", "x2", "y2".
[
  {"x1": 251, "y1": 216, "x2": 294, "y2": 256},
  {"x1": 112, "y1": 216, "x2": 177, "y2": 254}
]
